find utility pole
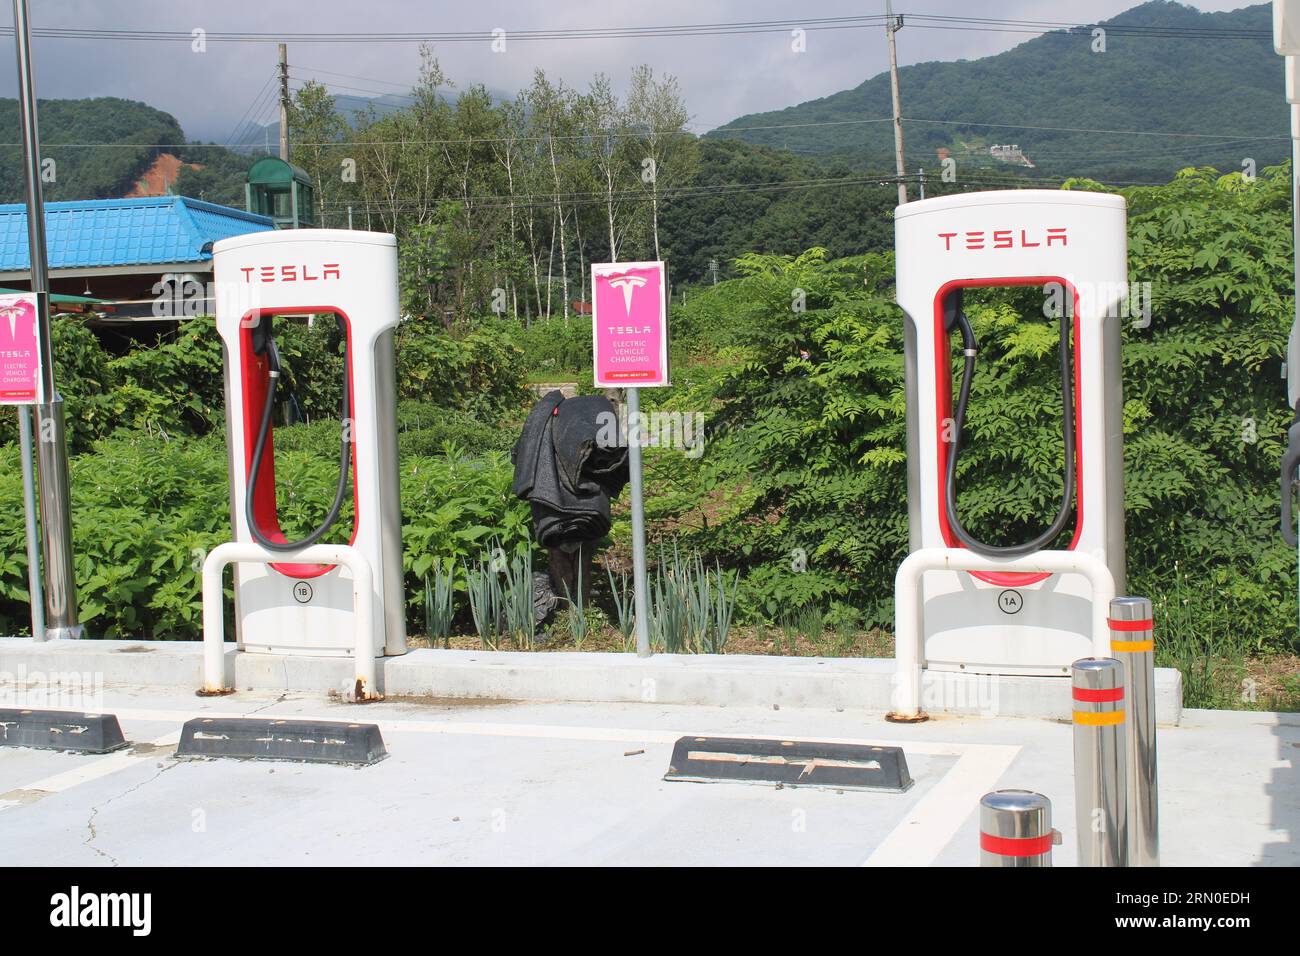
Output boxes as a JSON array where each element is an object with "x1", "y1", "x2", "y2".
[
  {"x1": 12, "y1": 0, "x2": 80, "y2": 639},
  {"x1": 278, "y1": 42, "x2": 290, "y2": 161},
  {"x1": 885, "y1": 2, "x2": 907, "y2": 206}
]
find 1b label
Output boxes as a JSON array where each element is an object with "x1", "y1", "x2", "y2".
[{"x1": 998, "y1": 589, "x2": 1023, "y2": 614}]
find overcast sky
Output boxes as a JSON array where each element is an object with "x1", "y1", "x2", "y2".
[{"x1": 1, "y1": 1, "x2": 1257, "y2": 142}]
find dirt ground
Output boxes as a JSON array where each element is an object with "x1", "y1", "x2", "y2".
[{"x1": 407, "y1": 624, "x2": 894, "y2": 658}]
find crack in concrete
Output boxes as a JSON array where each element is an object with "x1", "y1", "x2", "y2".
[
  {"x1": 245, "y1": 692, "x2": 291, "y2": 716},
  {"x1": 82, "y1": 759, "x2": 179, "y2": 867}
]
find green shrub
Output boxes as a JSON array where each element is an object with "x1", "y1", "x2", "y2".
[
  {"x1": 652, "y1": 168, "x2": 1300, "y2": 658},
  {"x1": 0, "y1": 425, "x2": 533, "y2": 639},
  {"x1": 0, "y1": 433, "x2": 231, "y2": 638},
  {"x1": 508, "y1": 315, "x2": 593, "y2": 380},
  {"x1": 396, "y1": 401, "x2": 515, "y2": 457},
  {"x1": 396, "y1": 316, "x2": 529, "y2": 418}
]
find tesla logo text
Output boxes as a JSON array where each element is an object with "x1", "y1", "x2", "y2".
[
  {"x1": 937, "y1": 228, "x2": 1067, "y2": 251},
  {"x1": 239, "y1": 263, "x2": 341, "y2": 283}
]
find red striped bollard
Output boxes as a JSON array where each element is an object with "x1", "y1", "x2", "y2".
[
  {"x1": 979, "y1": 790, "x2": 1060, "y2": 867},
  {"x1": 1072, "y1": 657, "x2": 1129, "y2": 866},
  {"x1": 1110, "y1": 596, "x2": 1159, "y2": 866}
]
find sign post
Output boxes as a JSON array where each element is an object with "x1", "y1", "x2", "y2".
[
  {"x1": 592, "y1": 261, "x2": 670, "y2": 658},
  {"x1": 12, "y1": 0, "x2": 80, "y2": 639},
  {"x1": 1, "y1": 292, "x2": 46, "y2": 641},
  {"x1": 1275, "y1": 2, "x2": 1300, "y2": 631}
]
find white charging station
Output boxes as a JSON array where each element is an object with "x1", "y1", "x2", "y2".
[
  {"x1": 895, "y1": 190, "x2": 1127, "y2": 676},
  {"x1": 212, "y1": 229, "x2": 406, "y2": 660}
]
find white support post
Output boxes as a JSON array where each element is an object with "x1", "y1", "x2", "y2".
[
  {"x1": 201, "y1": 542, "x2": 379, "y2": 700},
  {"x1": 890, "y1": 548, "x2": 1117, "y2": 721}
]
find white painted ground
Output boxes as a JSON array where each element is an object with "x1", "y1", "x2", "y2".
[{"x1": 0, "y1": 687, "x2": 1295, "y2": 866}]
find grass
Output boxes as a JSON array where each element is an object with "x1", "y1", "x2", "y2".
[{"x1": 1149, "y1": 564, "x2": 1300, "y2": 711}]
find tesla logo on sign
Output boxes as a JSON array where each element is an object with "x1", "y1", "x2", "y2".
[
  {"x1": 239, "y1": 264, "x2": 342, "y2": 283},
  {"x1": 607, "y1": 274, "x2": 648, "y2": 314},
  {"x1": 937, "y1": 228, "x2": 1067, "y2": 251}
]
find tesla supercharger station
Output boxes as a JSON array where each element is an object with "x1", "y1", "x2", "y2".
[
  {"x1": 894, "y1": 190, "x2": 1127, "y2": 686},
  {"x1": 211, "y1": 229, "x2": 406, "y2": 663}
]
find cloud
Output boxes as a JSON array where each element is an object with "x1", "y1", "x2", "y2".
[{"x1": 0, "y1": 0, "x2": 1249, "y2": 142}]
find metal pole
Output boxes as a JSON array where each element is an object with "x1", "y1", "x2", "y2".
[
  {"x1": 278, "y1": 42, "x2": 290, "y2": 162},
  {"x1": 1072, "y1": 657, "x2": 1128, "y2": 867},
  {"x1": 1289, "y1": 110, "x2": 1300, "y2": 412},
  {"x1": 1290, "y1": 114, "x2": 1300, "y2": 634},
  {"x1": 979, "y1": 790, "x2": 1058, "y2": 866},
  {"x1": 626, "y1": 387, "x2": 651, "y2": 657},
  {"x1": 1110, "y1": 596, "x2": 1159, "y2": 866},
  {"x1": 885, "y1": 2, "x2": 907, "y2": 206},
  {"x1": 17, "y1": 406, "x2": 45, "y2": 642},
  {"x1": 13, "y1": 0, "x2": 80, "y2": 639}
]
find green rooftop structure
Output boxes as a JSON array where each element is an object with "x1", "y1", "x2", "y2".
[{"x1": 245, "y1": 156, "x2": 316, "y2": 230}]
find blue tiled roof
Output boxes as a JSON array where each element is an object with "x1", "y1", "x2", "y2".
[{"x1": 0, "y1": 196, "x2": 275, "y2": 273}]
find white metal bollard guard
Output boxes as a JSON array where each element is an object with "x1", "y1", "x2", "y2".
[
  {"x1": 201, "y1": 542, "x2": 380, "y2": 700},
  {"x1": 890, "y1": 548, "x2": 1116, "y2": 721}
]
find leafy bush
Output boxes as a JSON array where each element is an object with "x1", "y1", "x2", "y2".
[
  {"x1": 508, "y1": 316, "x2": 593, "y2": 380},
  {"x1": 650, "y1": 167, "x2": 1300, "y2": 656},
  {"x1": 396, "y1": 400, "x2": 515, "y2": 457},
  {"x1": 658, "y1": 248, "x2": 909, "y2": 627},
  {"x1": 395, "y1": 316, "x2": 529, "y2": 418},
  {"x1": 0, "y1": 426, "x2": 533, "y2": 639},
  {"x1": 0, "y1": 433, "x2": 230, "y2": 638},
  {"x1": 102, "y1": 320, "x2": 228, "y2": 438}
]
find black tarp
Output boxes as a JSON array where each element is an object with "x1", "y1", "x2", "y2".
[{"x1": 511, "y1": 391, "x2": 629, "y2": 547}]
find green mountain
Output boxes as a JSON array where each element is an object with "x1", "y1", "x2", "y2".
[
  {"x1": 0, "y1": 97, "x2": 192, "y2": 202},
  {"x1": 708, "y1": 1, "x2": 1288, "y2": 184}
]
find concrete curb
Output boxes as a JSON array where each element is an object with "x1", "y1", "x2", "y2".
[{"x1": 0, "y1": 638, "x2": 1183, "y2": 724}]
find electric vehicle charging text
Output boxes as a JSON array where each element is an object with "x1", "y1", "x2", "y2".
[
  {"x1": 895, "y1": 190, "x2": 1127, "y2": 677},
  {"x1": 213, "y1": 229, "x2": 406, "y2": 660}
]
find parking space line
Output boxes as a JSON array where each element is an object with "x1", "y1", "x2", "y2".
[
  {"x1": 860, "y1": 743, "x2": 1020, "y2": 867},
  {"x1": 0, "y1": 732, "x2": 180, "y2": 812},
  {"x1": 7, "y1": 706, "x2": 1007, "y2": 863}
]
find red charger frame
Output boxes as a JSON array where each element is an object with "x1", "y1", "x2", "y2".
[
  {"x1": 932, "y1": 276, "x2": 1083, "y2": 586},
  {"x1": 238, "y1": 306, "x2": 358, "y2": 578}
]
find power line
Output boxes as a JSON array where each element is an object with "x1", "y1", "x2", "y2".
[
  {"x1": 0, "y1": 15, "x2": 892, "y2": 43},
  {"x1": 224, "y1": 71, "x2": 279, "y2": 148},
  {"x1": 0, "y1": 12, "x2": 1272, "y2": 45}
]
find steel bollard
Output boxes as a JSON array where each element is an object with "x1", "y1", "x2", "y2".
[
  {"x1": 979, "y1": 790, "x2": 1060, "y2": 866},
  {"x1": 1110, "y1": 596, "x2": 1159, "y2": 866},
  {"x1": 1072, "y1": 657, "x2": 1129, "y2": 867}
]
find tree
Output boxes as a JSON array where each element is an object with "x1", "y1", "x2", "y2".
[
  {"x1": 627, "y1": 65, "x2": 697, "y2": 261},
  {"x1": 287, "y1": 81, "x2": 348, "y2": 227}
]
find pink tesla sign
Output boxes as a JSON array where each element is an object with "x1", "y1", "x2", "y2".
[
  {"x1": 592, "y1": 261, "x2": 669, "y2": 387},
  {"x1": 0, "y1": 293, "x2": 42, "y2": 405}
]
